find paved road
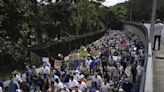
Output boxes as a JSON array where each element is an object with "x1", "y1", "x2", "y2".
[{"x1": 144, "y1": 23, "x2": 164, "y2": 92}]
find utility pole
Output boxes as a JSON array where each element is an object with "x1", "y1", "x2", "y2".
[
  {"x1": 130, "y1": 0, "x2": 133, "y2": 21},
  {"x1": 150, "y1": 0, "x2": 157, "y2": 45}
]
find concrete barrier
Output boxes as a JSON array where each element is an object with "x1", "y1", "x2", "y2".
[{"x1": 144, "y1": 42, "x2": 153, "y2": 92}]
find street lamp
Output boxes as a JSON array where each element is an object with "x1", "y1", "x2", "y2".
[
  {"x1": 150, "y1": 0, "x2": 157, "y2": 44},
  {"x1": 130, "y1": 0, "x2": 133, "y2": 21}
]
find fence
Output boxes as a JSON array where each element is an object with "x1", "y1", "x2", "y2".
[
  {"x1": 32, "y1": 31, "x2": 105, "y2": 58},
  {"x1": 0, "y1": 31, "x2": 105, "y2": 80}
]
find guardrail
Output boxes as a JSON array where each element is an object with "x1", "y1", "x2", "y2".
[{"x1": 123, "y1": 21, "x2": 149, "y2": 92}]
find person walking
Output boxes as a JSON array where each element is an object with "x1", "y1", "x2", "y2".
[{"x1": 153, "y1": 19, "x2": 164, "y2": 50}]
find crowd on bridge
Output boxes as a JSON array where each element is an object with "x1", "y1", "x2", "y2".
[{"x1": 0, "y1": 30, "x2": 145, "y2": 92}]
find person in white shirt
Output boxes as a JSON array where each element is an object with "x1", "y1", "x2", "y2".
[
  {"x1": 78, "y1": 80, "x2": 87, "y2": 92},
  {"x1": 54, "y1": 78, "x2": 64, "y2": 92},
  {"x1": 153, "y1": 19, "x2": 164, "y2": 50},
  {"x1": 0, "y1": 86, "x2": 2, "y2": 92},
  {"x1": 16, "y1": 89, "x2": 22, "y2": 92},
  {"x1": 68, "y1": 76, "x2": 79, "y2": 90},
  {"x1": 51, "y1": 74, "x2": 60, "y2": 85},
  {"x1": 92, "y1": 73, "x2": 102, "y2": 89},
  {"x1": 74, "y1": 71, "x2": 80, "y2": 81},
  {"x1": 71, "y1": 86, "x2": 82, "y2": 92},
  {"x1": 42, "y1": 65, "x2": 50, "y2": 79},
  {"x1": 100, "y1": 80, "x2": 110, "y2": 92},
  {"x1": 60, "y1": 85, "x2": 70, "y2": 92},
  {"x1": 14, "y1": 72, "x2": 22, "y2": 83},
  {"x1": 136, "y1": 63, "x2": 144, "y2": 84}
]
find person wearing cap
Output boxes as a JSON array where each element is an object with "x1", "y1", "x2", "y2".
[{"x1": 153, "y1": 19, "x2": 164, "y2": 50}]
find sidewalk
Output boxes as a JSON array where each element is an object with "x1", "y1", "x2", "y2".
[
  {"x1": 144, "y1": 23, "x2": 164, "y2": 92},
  {"x1": 153, "y1": 44, "x2": 164, "y2": 92},
  {"x1": 153, "y1": 43, "x2": 164, "y2": 92}
]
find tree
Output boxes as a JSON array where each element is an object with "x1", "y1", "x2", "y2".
[
  {"x1": 0, "y1": 0, "x2": 35, "y2": 61},
  {"x1": 122, "y1": 0, "x2": 164, "y2": 21}
]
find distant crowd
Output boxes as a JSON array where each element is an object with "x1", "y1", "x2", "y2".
[{"x1": 0, "y1": 31, "x2": 145, "y2": 92}]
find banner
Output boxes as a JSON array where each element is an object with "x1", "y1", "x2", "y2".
[
  {"x1": 91, "y1": 50, "x2": 101, "y2": 57},
  {"x1": 54, "y1": 59, "x2": 62, "y2": 69},
  {"x1": 69, "y1": 53, "x2": 80, "y2": 61},
  {"x1": 42, "y1": 57, "x2": 49, "y2": 63},
  {"x1": 79, "y1": 50, "x2": 89, "y2": 57}
]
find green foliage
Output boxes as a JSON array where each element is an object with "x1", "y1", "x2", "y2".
[
  {"x1": 0, "y1": 0, "x2": 107, "y2": 62},
  {"x1": 121, "y1": 0, "x2": 164, "y2": 21},
  {"x1": 0, "y1": 0, "x2": 34, "y2": 61},
  {"x1": 103, "y1": 5, "x2": 127, "y2": 30}
]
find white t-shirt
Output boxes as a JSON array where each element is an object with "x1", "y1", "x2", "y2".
[
  {"x1": 125, "y1": 66, "x2": 132, "y2": 77},
  {"x1": 54, "y1": 82, "x2": 64, "y2": 92},
  {"x1": 51, "y1": 75, "x2": 60, "y2": 82},
  {"x1": 0, "y1": 87, "x2": 2, "y2": 92},
  {"x1": 16, "y1": 89, "x2": 22, "y2": 92},
  {"x1": 100, "y1": 83, "x2": 110, "y2": 92},
  {"x1": 42, "y1": 66, "x2": 50, "y2": 75},
  {"x1": 14, "y1": 74, "x2": 22, "y2": 83},
  {"x1": 74, "y1": 74, "x2": 80, "y2": 81},
  {"x1": 136, "y1": 65, "x2": 144, "y2": 76},
  {"x1": 161, "y1": 26, "x2": 164, "y2": 44},
  {"x1": 154, "y1": 23, "x2": 164, "y2": 36},
  {"x1": 79, "y1": 81, "x2": 87, "y2": 91},
  {"x1": 92, "y1": 75, "x2": 102, "y2": 86},
  {"x1": 71, "y1": 89, "x2": 82, "y2": 92},
  {"x1": 112, "y1": 56, "x2": 119, "y2": 61},
  {"x1": 68, "y1": 79, "x2": 79, "y2": 89}
]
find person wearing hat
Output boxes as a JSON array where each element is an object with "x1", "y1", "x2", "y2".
[{"x1": 153, "y1": 19, "x2": 164, "y2": 50}]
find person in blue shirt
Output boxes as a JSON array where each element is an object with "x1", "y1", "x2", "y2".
[
  {"x1": 90, "y1": 57, "x2": 98, "y2": 74},
  {"x1": 8, "y1": 76, "x2": 19, "y2": 92}
]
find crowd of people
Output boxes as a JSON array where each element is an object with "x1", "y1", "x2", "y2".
[{"x1": 0, "y1": 31, "x2": 145, "y2": 92}]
